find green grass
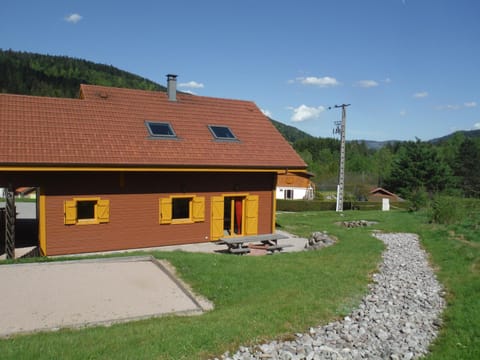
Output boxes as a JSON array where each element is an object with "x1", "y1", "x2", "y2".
[
  {"x1": 420, "y1": 218, "x2": 480, "y2": 358},
  {"x1": 0, "y1": 208, "x2": 479, "y2": 359},
  {"x1": 0, "y1": 197, "x2": 37, "y2": 203}
]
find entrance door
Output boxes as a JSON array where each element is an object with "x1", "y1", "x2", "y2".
[
  {"x1": 210, "y1": 194, "x2": 259, "y2": 241},
  {"x1": 223, "y1": 197, "x2": 244, "y2": 236}
]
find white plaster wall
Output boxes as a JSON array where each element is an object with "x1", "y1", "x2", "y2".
[{"x1": 276, "y1": 187, "x2": 309, "y2": 200}]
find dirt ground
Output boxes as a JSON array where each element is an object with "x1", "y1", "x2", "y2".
[
  {"x1": 0, "y1": 256, "x2": 212, "y2": 337},
  {"x1": 0, "y1": 214, "x2": 307, "y2": 337}
]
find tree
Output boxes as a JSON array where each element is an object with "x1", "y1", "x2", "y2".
[
  {"x1": 384, "y1": 139, "x2": 453, "y2": 197},
  {"x1": 373, "y1": 147, "x2": 393, "y2": 185},
  {"x1": 454, "y1": 138, "x2": 480, "y2": 197}
]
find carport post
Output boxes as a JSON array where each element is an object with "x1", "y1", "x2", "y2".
[{"x1": 5, "y1": 185, "x2": 15, "y2": 259}]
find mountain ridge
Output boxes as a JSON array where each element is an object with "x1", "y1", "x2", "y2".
[{"x1": 1, "y1": 49, "x2": 478, "y2": 145}]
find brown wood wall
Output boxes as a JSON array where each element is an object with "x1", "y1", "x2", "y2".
[{"x1": 16, "y1": 171, "x2": 276, "y2": 255}]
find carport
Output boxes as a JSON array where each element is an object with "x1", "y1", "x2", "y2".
[{"x1": 1, "y1": 187, "x2": 39, "y2": 260}]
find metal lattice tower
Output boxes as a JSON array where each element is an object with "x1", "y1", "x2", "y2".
[
  {"x1": 5, "y1": 185, "x2": 15, "y2": 259},
  {"x1": 333, "y1": 104, "x2": 350, "y2": 212}
]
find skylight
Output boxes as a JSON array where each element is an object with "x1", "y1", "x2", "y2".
[
  {"x1": 208, "y1": 125, "x2": 237, "y2": 141},
  {"x1": 146, "y1": 121, "x2": 177, "y2": 138}
]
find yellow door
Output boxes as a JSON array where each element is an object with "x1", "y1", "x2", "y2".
[
  {"x1": 39, "y1": 192, "x2": 47, "y2": 255},
  {"x1": 210, "y1": 196, "x2": 224, "y2": 241},
  {"x1": 244, "y1": 195, "x2": 259, "y2": 236}
]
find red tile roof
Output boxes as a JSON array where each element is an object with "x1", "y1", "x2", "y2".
[
  {"x1": 0, "y1": 85, "x2": 306, "y2": 170},
  {"x1": 277, "y1": 172, "x2": 313, "y2": 187}
]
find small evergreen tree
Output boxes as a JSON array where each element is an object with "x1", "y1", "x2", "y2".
[
  {"x1": 384, "y1": 139, "x2": 453, "y2": 198},
  {"x1": 454, "y1": 138, "x2": 480, "y2": 197}
]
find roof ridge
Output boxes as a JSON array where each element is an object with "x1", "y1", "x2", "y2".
[{"x1": 80, "y1": 84, "x2": 257, "y2": 105}]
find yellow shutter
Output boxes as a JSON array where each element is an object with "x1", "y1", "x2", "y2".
[
  {"x1": 192, "y1": 196, "x2": 205, "y2": 222},
  {"x1": 244, "y1": 195, "x2": 259, "y2": 236},
  {"x1": 97, "y1": 199, "x2": 110, "y2": 223},
  {"x1": 64, "y1": 199, "x2": 77, "y2": 225},
  {"x1": 160, "y1": 197, "x2": 172, "y2": 224},
  {"x1": 39, "y1": 194, "x2": 47, "y2": 255},
  {"x1": 210, "y1": 196, "x2": 224, "y2": 241}
]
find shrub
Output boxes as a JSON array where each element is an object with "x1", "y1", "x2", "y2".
[
  {"x1": 406, "y1": 187, "x2": 429, "y2": 212},
  {"x1": 276, "y1": 200, "x2": 409, "y2": 212},
  {"x1": 429, "y1": 195, "x2": 465, "y2": 224},
  {"x1": 276, "y1": 200, "x2": 337, "y2": 212}
]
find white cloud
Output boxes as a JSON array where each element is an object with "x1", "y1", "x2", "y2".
[
  {"x1": 437, "y1": 104, "x2": 460, "y2": 110},
  {"x1": 383, "y1": 78, "x2": 392, "y2": 84},
  {"x1": 437, "y1": 102, "x2": 477, "y2": 110},
  {"x1": 297, "y1": 76, "x2": 340, "y2": 87},
  {"x1": 355, "y1": 80, "x2": 379, "y2": 88},
  {"x1": 65, "y1": 13, "x2": 82, "y2": 24},
  {"x1": 178, "y1": 81, "x2": 204, "y2": 89},
  {"x1": 473, "y1": 122, "x2": 480, "y2": 130},
  {"x1": 289, "y1": 104, "x2": 325, "y2": 122},
  {"x1": 400, "y1": 109, "x2": 407, "y2": 117},
  {"x1": 261, "y1": 109, "x2": 272, "y2": 118},
  {"x1": 413, "y1": 91, "x2": 428, "y2": 98},
  {"x1": 447, "y1": 104, "x2": 460, "y2": 110}
]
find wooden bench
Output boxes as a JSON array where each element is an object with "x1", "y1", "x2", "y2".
[
  {"x1": 266, "y1": 244, "x2": 293, "y2": 252},
  {"x1": 229, "y1": 247, "x2": 251, "y2": 254},
  {"x1": 216, "y1": 233, "x2": 290, "y2": 255}
]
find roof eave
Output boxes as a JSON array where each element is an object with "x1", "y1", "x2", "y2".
[{"x1": 0, "y1": 163, "x2": 307, "y2": 173}]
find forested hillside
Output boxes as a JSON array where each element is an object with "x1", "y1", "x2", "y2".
[
  {"x1": 0, "y1": 49, "x2": 164, "y2": 98},
  {"x1": 269, "y1": 118, "x2": 313, "y2": 144},
  {"x1": 1, "y1": 49, "x2": 479, "y2": 199}
]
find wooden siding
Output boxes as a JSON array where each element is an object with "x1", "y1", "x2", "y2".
[
  {"x1": 8, "y1": 171, "x2": 276, "y2": 255},
  {"x1": 277, "y1": 173, "x2": 312, "y2": 188}
]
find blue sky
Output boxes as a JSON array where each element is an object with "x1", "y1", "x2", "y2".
[{"x1": 1, "y1": 0, "x2": 479, "y2": 141}]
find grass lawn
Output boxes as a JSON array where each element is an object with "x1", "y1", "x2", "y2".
[{"x1": 0, "y1": 209, "x2": 478, "y2": 359}]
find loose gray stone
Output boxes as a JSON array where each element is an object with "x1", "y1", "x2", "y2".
[{"x1": 218, "y1": 233, "x2": 445, "y2": 360}]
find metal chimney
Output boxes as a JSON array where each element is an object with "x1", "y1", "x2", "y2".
[{"x1": 166, "y1": 74, "x2": 177, "y2": 101}]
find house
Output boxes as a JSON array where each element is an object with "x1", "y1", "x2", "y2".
[
  {"x1": 0, "y1": 75, "x2": 307, "y2": 256},
  {"x1": 276, "y1": 171, "x2": 315, "y2": 200},
  {"x1": 15, "y1": 187, "x2": 37, "y2": 199},
  {"x1": 368, "y1": 187, "x2": 403, "y2": 202}
]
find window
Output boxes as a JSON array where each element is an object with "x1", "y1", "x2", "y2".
[
  {"x1": 146, "y1": 121, "x2": 177, "y2": 138},
  {"x1": 208, "y1": 125, "x2": 237, "y2": 140},
  {"x1": 172, "y1": 198, "x2": 190, "y2": 220},
  {"x1": 284, "y1": 189, "x2": 294, "y2": 200},
  {"x1": 77, "y1": 200, "x2": 96, "y2": 220},
  {"x1": 159, "y1": 195, "x2": 205, "y2": 224},
  {"x1": 64, "y1": 198, "x2": 110, "y2": 225}
]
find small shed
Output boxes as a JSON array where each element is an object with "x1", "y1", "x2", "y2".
[{"x1": 368, "y1": 187, "x2": 403, "y2": 202}]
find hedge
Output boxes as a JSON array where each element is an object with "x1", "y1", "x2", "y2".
[{"x1": 276, "y1": 199, "x2": 410, "y2": 212}]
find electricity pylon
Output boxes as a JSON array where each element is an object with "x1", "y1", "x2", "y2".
[{"x1": 331, "y1": 104, "x2": 350, "y2": 212}]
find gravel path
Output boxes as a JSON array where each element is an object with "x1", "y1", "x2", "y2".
[{"x1": 218, "y1": 233, "x2": 446, "y2": 360}]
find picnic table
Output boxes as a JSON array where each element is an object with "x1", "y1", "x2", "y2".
[{"x1": 216, "y1": 233, "x2": 291, "y2": 255}]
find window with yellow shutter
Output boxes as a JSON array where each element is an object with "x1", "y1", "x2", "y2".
[
  {"x1": 64, "y1": 198, "x2": 110, "y2": 225},
  {"x1": 159, "y1": 195, "x2": 205, "y2": 224}
]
